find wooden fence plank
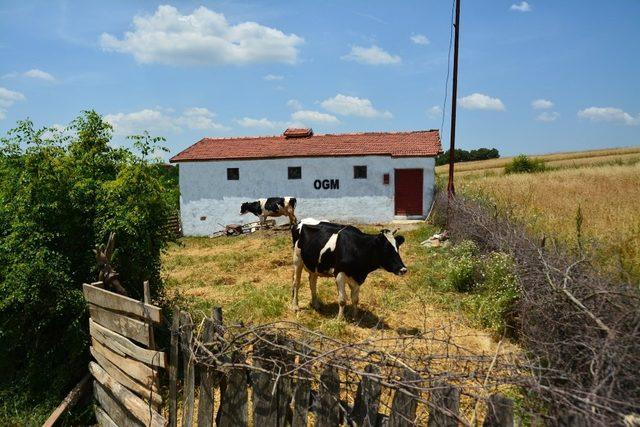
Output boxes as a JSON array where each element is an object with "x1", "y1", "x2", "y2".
[
  {"x1": 91, "y1": 338, "x2": 158, "y2": 388},
  {"x1": 217, "y1": 361, "x2": 248, "y2": 427},
  {"x1": 252, "y1": 338, "x2": 278, "y2": 426},
  {"x1": 90, "y1": 346, "x2": 162, "y2": 406},
  {"x1": 483, "y1": 394, "x2": 514, "y2": 427},
  {"x1": 90, "y1": 319, "x2": 166, "y2": 368},
  {"x1": 427, "y1": 381, "x2": 459, "y2": 427},
  {"x1": 93, "y1": 380, "x2": 144, "y2": 427},
  {"x1": 292, "y1": 373, "x2": 311, "y2": 427},
  {"x1": 351, "y1": 364, "x2": 382, "y2": 427},
  {"x1": 95, "y1": 405, "x2": 119, "y2": 427},
  {"x1": 389, "y1": 370, "x2": 421, "y2": 427},
  {"x1": 169, "y1": 308, "x2": 180, "y2": 427},
  {"x1": 90, "y1": 362, "x2": 166, "y2": 427},
  {"x1": 180, "y1": 311, "x2": 195, "y2": 427},
  {"x1": 89, "y1": 304, "x2": 150, "y2": 346},
  {"x1": 43, "y1": 373, "x2": 91, "y2": 427},
  {"x1": 83, "y1": 283, "x2": 161, "y2": 323},
  {"x1": 196, "y1": 318, "x2": 216, "y2": 427},
  {"x1": 315, "y1": 365, "x2": 340, "y2": 427}
]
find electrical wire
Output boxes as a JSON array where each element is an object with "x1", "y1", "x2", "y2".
[{"x1": 440, "y1": 0, "x2": 456, "y2": 137}]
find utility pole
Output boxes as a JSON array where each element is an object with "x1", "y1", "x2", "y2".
[{"x1": 447, "y1": 0, "x2": 461, "y2": 198}]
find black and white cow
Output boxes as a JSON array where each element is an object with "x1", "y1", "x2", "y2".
[
  {"x1": 240, "y1": 197, "x2": 297, "y2": 225},
  {"x1": 291, "y1": 218, "x2": 407, "y2": 319}
]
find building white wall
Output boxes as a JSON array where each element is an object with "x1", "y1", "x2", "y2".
[{"x1": 177, "y1": 155, "x2": 435, "y2": 236}]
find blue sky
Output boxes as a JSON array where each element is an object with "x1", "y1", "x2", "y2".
[{"x1": 1, "y1": 0, "x2": 639, "y2": 158}]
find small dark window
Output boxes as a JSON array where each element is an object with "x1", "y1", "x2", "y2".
[
  {"x1": 354, "y1": 165, "x2": 367, "y2": 179},
  {"x1": 227, "y1": 168, "x2": 239, "y2": 180},
  {"x1": 288, "y1": 166, "x2": 302, "y2": 179},
  {"x1": 383, "y1": 173, "x2": 390, "y2": 185}
]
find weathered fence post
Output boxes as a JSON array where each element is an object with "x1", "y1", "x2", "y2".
[
  {"x1": 483, "y1": 394, "x2": 514, "y2": 427},
  {"x1": 315, "y1": 365, "x2": 341, "y2": 427},
  {"x1": 216, "y1": 351, "x2": 248, "y2": 427},
  {"x1": 389, "y1": 369, "x2": 421, "y2": 427},
  {"x1": 196, "y1": 317, "x2": 216, "y2": 427},
  {"x1": 427, "y1": 381, "x2": 459, "y2": 427},
  {"x1": 180, "y1": 311, "x2": 195, "y2": 427},
  {"x1": 351, "y1": 364, "x2": 382, "y2": 427},
  {"x1": 169, "y1": 308, "x2": 180, "y2": 427},
  {"x1": 252, "y1": 334, "x2": 295, "y2": 426}
]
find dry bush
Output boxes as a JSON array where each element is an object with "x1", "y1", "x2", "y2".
[{"x1": 434, "y1": 192, "x2": 640, "y2": 424}]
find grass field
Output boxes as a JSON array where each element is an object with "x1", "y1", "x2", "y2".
[
  {"x1": 162, "y1": 223, "x2": 518, "y2": 356},
  {"x1": 437, "y1": 146, "x2": 640, "y2": 283},
  {"x1": 436, "y1": 146, "x2": 640, "y2": 178}
]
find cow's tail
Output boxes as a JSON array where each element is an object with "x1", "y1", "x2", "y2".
[{"x1": 289, "y1": 197, "x2": 297, "y2": 210}]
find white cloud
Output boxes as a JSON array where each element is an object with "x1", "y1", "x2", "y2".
[
  {"x1": 459, "y1": 93, "x2": 506, "y2": 111},
  {"x1": 577, "y1": 107, "x2": 639, "y2": 126},
  {"x1": 0, "y1": 87, "x2": 26, "y2": 120},
  {"x1": 100, "y1": 5, "x2": 304, "y2": 66},
  {"x1": 235, "y1": 117, "x2": 282, "y2": 129},
  {"x1": 320, "y1": 94, "x2": 392, "y2": 118},
  {"x1": 510, "y1": 1, "x2": 532, "y2": 12},
  {"x1": 24, "y1": 69, "x2": 56, "y2": 82},
  {"x1": 291, "y1": 110, "x2": 339, "y2": 124},
  {"x1": 427, "y1": 105, "x2": 442, "y2": 119},
  {"x1": 286, "y1": 99, "x2": 303, "y2": 111},
  {"x1": 263, "y1": 74, "x2": 283, "y2": 81},
  {"x1": 105, "y1": 107, "x2": 227, "y2": 134},
  {"x1": 410, "y1": 34, "x2": 430, "y2": 45},
  {"x1": 532, "y1": 99, "x2": 553, "y2": 110},
  {"x1": 175, "y1": 107, "x2": 227, "y2": 130},
  {"x1": 341, "y1": 45, "x2": 401, "y2": 65},
  {"x1": 536, "y1": 111, "x2": 559, "y2": 122}
]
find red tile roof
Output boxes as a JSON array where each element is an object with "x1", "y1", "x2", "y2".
[{"x1": 170, "y1": 129, "x2": 442, "y2": 163}]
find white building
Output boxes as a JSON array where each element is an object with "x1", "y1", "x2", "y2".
[{"x1": 170, "y1": 128, "x2": 442, "y2": 236}]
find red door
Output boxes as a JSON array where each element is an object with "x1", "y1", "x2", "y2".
[{"x1": 395, "y1": 169, "x2": 423, "y2": 216}]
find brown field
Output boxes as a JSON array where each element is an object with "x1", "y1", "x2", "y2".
[
  {"x1": 436, "y1": 146, "x2": 640, "y2": 178},
  {"x1": 438, "y1": 146, "x2": 640, "y2": 282}
]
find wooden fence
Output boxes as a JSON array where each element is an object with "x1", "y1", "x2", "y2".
[
  {"x1": 84, "y1": 281, "x2": 168, "y2": 427},
  {"x1": 167, "y1": 309, "x2": 519, "y2": 427}
]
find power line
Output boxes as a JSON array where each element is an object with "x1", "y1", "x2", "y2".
[{"x1": 440, "y1": 0, "x2": 456, "y2": 136}]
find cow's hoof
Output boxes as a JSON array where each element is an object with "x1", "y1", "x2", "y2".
[
  {"x1": 311, "y1": 300, "x2": 321, "y2": 311},
  {"x1": 290, "y1": 303, "x2": 299, "y2": 312}
]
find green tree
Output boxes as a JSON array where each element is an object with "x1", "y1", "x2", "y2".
[{"x1": 0, "y1": 111, "x2": 176, "y2": 422}]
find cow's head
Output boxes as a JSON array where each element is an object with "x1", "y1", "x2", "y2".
[
  {"x1": 240, "y1": 202, "x2": 251, "y2": 214},
  {"x1": 377, "y1": 229, "x2": 407, "y2": 275}
]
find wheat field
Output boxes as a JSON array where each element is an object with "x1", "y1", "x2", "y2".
[{"x1": 439, "y1": 147, "x2": 640, "y2": 283}]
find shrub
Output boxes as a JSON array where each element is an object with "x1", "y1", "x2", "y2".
[
  {"x1": 0, "y1": 112, "x2": 175, "y2": 421},
  {"x1": 473, "y1": 252, "x2": 519, "y2": 335},
  {"x1": 505, "y1": 154, "x2": 546, "y2": 174},
  {"x1": 446, "y1": 240, "x2": 480, "y2": 292}
]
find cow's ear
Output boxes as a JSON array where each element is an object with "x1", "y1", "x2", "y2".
[{"x1": 395, "y1": 236, "x2": 405, "y2": 247}]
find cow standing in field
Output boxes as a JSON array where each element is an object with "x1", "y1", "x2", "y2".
[
  {"x1": 291, "y1": 218, "x2": 407, "y2": 320},
  {"x1": 240, "y1": 197, "x2": 297, "y2": 226}
]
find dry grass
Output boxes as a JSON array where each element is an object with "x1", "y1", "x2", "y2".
[
  {"x1": 441, "y1": 147, "x2": 640, "y2": 283},
  {"x1": 162, "y1": 224, "x2": 514, "y2": 356},
  {"x1": 435, "y1": 145, "x2": 640, "y2": 176}
]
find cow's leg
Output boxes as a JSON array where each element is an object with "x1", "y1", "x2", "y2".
[
  {"x1": 291, "y1": 247, "x2": 304, "y2": 311},
  {"x1": 348, "y1": 281, "x2": 360, "y2": 318},
  {"x1": 335, "y1": 272, "x2": 348, "y2": 320},
  {"x1": 309, "y1": 273, "x2": 320, "y2": 310},
  {"x1": 259, "y1": 215, "x2": 266, "y2": 225}
]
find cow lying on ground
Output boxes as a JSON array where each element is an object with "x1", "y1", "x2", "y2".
[
  {"x1": 291, "y1": 218, "x2": 407, "y2": 320},
  {"x1": 240, "y1": 197, "x2": 297, "y2": 225}
]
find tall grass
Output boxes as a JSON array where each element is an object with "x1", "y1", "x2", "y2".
[{"x1": 458, "y1": 163, "x2": 640, "y2": 283}]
